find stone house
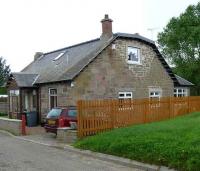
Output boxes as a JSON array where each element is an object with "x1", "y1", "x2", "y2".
[{"x1": 6, "y1": 15, "x2": 193, "y2": 124}]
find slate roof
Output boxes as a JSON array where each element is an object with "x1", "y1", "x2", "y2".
[
  {"x1": 175, "y1": 75, "x2": 194, "y2": 86},
  {"x1": 22, "y1": 37, "x2": 106, "y2": 83},
  {"x1": 14, "y1": 32, "x2": 192, "y2": 87},
  {"x1": 115, "y1": 32, "x2": 155, "y2": 44},
  {"x1": 11, "y1": 73, "x2": 39, "y2": 87}
]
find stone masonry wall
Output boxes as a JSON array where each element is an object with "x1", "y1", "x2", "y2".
[
  {"x1": 39, "y1": 83, "x2": 70, "y2": 120},
  {"x1": 0, "y1": 117, "x2": 22, "y2": 135},
  {"x1": 39, "y1": 38, "x2": 174, "y2": 120},
  {"x1": 70, "y1": 38, "x2": 174, "y2": 100},
  {"x1": 0, "y1": 102, "x2": 8, "y2": 114}
]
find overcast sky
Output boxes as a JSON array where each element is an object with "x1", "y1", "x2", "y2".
[{"x1": 0, "y1": 0, "x2": 199, "y2": 72}]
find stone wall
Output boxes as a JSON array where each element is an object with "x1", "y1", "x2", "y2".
[
  {"x1": 0, "y1": 102, "x2": 8, "y2": 114},
  {"x1": 69, "y1": 38, "x2": 174, "y2": 100},
  {"x1": 39, "y1": 83, "x2": 70, "y2": 120},
  {"x1": 39, "y1": 37, "x2": 174, "y2": 120},
  {"x1": 57, "y1": 127, "x2": 77, "y2": 144},
  {"x1": 0, "y1": 117, "x2": 22, "y2": 135}
]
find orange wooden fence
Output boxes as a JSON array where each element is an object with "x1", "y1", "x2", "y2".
[{"x1": 77, "y1": 96, "x2": 200, "y2": 138}]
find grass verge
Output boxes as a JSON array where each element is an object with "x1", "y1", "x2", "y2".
[{"x1": 74, "y1": 112, "x2": 200, "y2": 171}]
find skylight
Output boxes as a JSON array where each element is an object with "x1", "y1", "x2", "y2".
[{"x1": 53, "y1": 52, "x2": 65, "y2": 61}]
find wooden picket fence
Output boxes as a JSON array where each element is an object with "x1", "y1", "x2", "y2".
[{"x1": 77, "y1": 96, "x2": 200, "y2": 138}]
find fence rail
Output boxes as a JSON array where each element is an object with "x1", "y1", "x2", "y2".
[{"x1": 77, "y1": 96, "x2": 200, "y2": 138}]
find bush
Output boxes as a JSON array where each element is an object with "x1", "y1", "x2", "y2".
[
  {"x1": 0, "y1": 87, "x2": 7, "y2": 94},
  {"x1": 0, "y1": 113, "x2": 8, "y2": 116}
]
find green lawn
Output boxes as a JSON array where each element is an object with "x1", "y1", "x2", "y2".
[{"x1": 74, "y1": 112, "x2": 200, "y2": 171}]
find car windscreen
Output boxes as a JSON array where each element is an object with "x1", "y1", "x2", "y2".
[
  {"x1": 47, "y1": 108, "x2": 62, "y2": 118},
  {"x1": 68, "y1": 109, "x2": 77, "y2": 117}
]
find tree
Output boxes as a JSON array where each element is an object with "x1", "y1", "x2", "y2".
[
  {"x1": 0, "y1": 57, "x2": 11, "y2": 86},
  {"x1": 157, "y1": 2, "x2": 200, "y2": 94}
]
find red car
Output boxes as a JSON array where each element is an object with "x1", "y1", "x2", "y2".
[{"x1": 44, "y1": 107, "x2": 77, "y2": 134}]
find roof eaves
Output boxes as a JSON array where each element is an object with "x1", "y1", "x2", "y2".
[
  {"x1": 175, "y1": 74, "x2": 194, "y2": 86},
  {"x1": 34, "y1": 79, "x2": 71, "y2": 85}
]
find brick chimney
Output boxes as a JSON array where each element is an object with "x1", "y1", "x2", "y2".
[{"x1": 100, "y1": 14, "x2": 113, "y2": 40}]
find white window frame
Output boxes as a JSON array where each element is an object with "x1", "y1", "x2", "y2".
[
  {"x1": 10, "y1": 89, "x2": 19, "y2": 96},
  {"x1": 127, "y1": 46, "x2": 141, "y2": 65},
  {"x1": 118, "y1": 92, "x2": 133, "y2": 99},
  {"x1": 118, "y1": 92, "x2": 133, "y2": 109},
  {"x1": 149, "y1": 88, "x2": 162, "y2": 108},
  {"x1": 174, "y1": 88, "x2": 188, "y2": 97},
  {"x1": 49, "y1": 88, "x2": 57, "y2": 110},
  {"x1": 149, "y1": 88, "x2": 162, "y2": 99}
]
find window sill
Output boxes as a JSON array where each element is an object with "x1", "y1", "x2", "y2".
[{"x1": 127, "y1": 61, "x2": 141, "y2": 65}]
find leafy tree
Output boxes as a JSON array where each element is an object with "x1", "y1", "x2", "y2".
[
  {"x1": 157, "y1": 2, "x2": 200, "y2": 95},
  {"x1": 0, "y1": 57, "x2": 11, "y2": 86}
]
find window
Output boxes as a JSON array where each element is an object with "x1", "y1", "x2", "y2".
[
  {"x1": 149, "y1": 89, "x2": 161, "y2": 99},
  {"x1": 118, "y1": 92, "x2": 132, "y2": 109},
  {"x1": 174, "y1": 88, "x2": 187, "y2": 97},
  {"x1": 149, "y1": 89, "x2": 161, "y2": 108},
  {"x1": 47, "y1": 108, "x2": 62, "y2": 118},
  {"x1": 118, "y1": 92, "x2": 132, "y2": 99},
  {"x1": 10, "y1": 90, "x2": 19, "y2": 96},
  {"x1": 53, "y1": 52, "x2": 65, "y2": 61},
  {"x1": 127, "y1": 46, "x2": 140, "y2": 64},
  {"x1": 68, "y1": 110, "x2": 77, "y2": 117},
  {"x1": 32, "y1": 90, "x2": 37, "y2": 108},
  {"x1": 49, "y1": 88, "x2": 57, "y2": 109},
  {"x1": 9, "y1": 89, "x2": 20, "y2": 114}
]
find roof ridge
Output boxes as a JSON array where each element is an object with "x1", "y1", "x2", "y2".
[
  {"x1": 115, "y1": 32, "x2": 155, "y2": 44},
  {"x1": 44, "y1": 38, "x2": 100, "y2": 55},
  {"x1": 43, "y1": 32, "x2": 154, "y2": 56}
]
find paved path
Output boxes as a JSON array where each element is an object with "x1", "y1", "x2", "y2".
[{"x1": 0, "y1": 132, "x2": 142, "y2": 171}]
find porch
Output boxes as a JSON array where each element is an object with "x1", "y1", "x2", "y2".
[{"x1": 9, "y1": 88, "x2": 40, "y2": 126}]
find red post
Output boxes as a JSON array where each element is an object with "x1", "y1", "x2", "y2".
[
  {"x1": 21, "y1": 115, "x2": 26, "y2": 135},
  {"x1": 58, "y1": 118, "x2": 64, "y2": 127}
]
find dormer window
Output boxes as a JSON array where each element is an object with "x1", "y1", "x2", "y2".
[
  {"x1": 53, "y1": 51, "x2": 65, "y2": 61},
  {"x1": 127, "y1": 46, "x2": 141, "y2": 64}
]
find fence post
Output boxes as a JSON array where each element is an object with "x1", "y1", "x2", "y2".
[
  {"x1": 169, "y1": 97, "x2": 171, "y2": 118},
  {"x1": 110, "y1": 100, "x2": 115, "y2": 129},
  {"x1": 77, "y1": 100, "x2": 82, "y2": 138},
  {"x1": 169, "y1": 97, "x2": 174, "y2": 118},
  {"x1": 144, "y1": 100, "x2": 147, "y2": 123},
  {"x1": 187, "y1": 96, "x2": 190, "y2": 114}
]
